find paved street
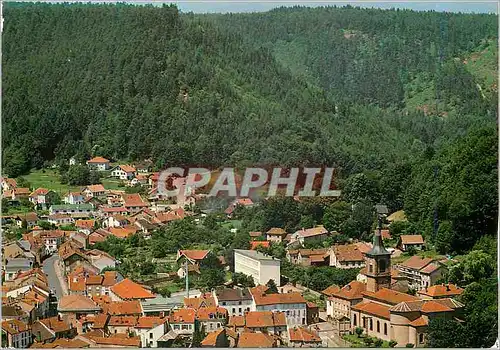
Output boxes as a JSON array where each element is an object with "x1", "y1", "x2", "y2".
[{"x1": 42, "y1": 254, "x2": 67, "y2": 299}]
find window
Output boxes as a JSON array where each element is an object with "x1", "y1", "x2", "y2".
[
  {"x1": 379, "y1": 259, "x2": 386, "y2": 273},
  {"x1": 222, "y1": 302, "x2": 226, "y2": 306},
  {"x1": 369, "y1": 264, "x2": 373, "y2": 273},
  {"x1": 239, "y1": 308, "x2": 242, "y2": 313},
  {"x1": 369, "y1": 319, "x2": 373, "y2": 330},
  {"x1": 384, "y1": 323, "x2": 388, "y2": 335},
  {"x1": 376, "y1": 320, "x2": 380, "y2": 333},
  {"x1": 150, "y1": 333, "x2": 153, "y2": 339},
  {"x1": 419, "y1": 333, "x2": 425, "y2": 344},
  {"x1": 232, "y1": 308, "x2": 235, "y2": 313},
  {"x1": 353, "y1": 314, "x2": 357, "y2": 326}
]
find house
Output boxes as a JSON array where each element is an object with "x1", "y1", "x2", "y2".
[
  {"x1": 290, "y1": 226, "x2": 329, "y2": 245},
  {"x1": 306, "y1": 302, "x2": 319, "y2": 324},
  {"x1": 213, "y1": 288, "x2": 253, "y2": 317},
  {"x1": 288, "y1": 326, "x2": 322, "y2": 348},
  {"x1": 88, "y1": 230, "x2": 110, "y2": 245},
  {"x1": 328, "y1": 244, "x2": 365, "y2": 269},
  {"x1": 168, "y1": 308, "x2": 196, "y2": 335},
  {"x1": 176, "y1": 249, "x2": 210, "y2": 277},
  {"x1": 229, "y1": 311, "x2": 287, "y2": 335},
  {"x1": 14, "y1": 212, "x2": 38, "y2": 228},
  {"x1": 47, "y1": 214, "x2": 75, "y2": 226},
  {"x1": 82, "y1": 184, "x2": 107, "y2": 198},
  {"x1": 32, "y1": 316, "x2": 76, "y2": 343},
  {"x1": 4, "y1": 258, "x2": 34, "y2": 281},
  {"x1": 196, "y1": 306, "x2": 228, "y2": 332},
  {"x1": 417, "y1": 284, "x2": 464, "y2": 300},
  {"x1": 29, "y1": 188, "x2": 54, "y2": 209},
  {"x1": 1, "y1": 319, "x2": 32, "y2": 348},
  {"x1": 326, "y1": 280, "x2": 366, "y2": 323},
  {"x1": 86, "y1": 250, "x2": 117, "y2": 272},
  {"x1": 201, "y1": 328, "x2": 229, "y2": 347},
  {"x1": 110, "y1": 165, "x2": 136, "y2": 180},
  {"x1": 77, "y1": 334, "x2": 141, "y2": 348},
  {"x1": 57, "y1": 295, "x2": 102, "y2": 320},
  {"x1": 109, "y1": 278, "x2": 155, "y2": 301},
  {"x1": 129, "y1": 174, "x2": 149, "y2": 186},
  {"x1": 225, "y1": 198, "x2": 254, "y2": 218},
  {"x1": 64, "y1": 192, "x2": 85, "y2": 205},
  {"x1": 1, "y1": 177, "x2": 17, "y2": 192},
  {"x1": 133, "y1": 161, "x2": 153, "y2": 174},
  {"x1": 287, "y1": 248, "x2": 329, "y2": 266},
  {"x1": 234, "y1": 249, "x2": 281, "y2": 286},
  {"x1": 250, "y1": 288, "x2": 307, "y2": 326},
  {"x1": 108, "y1": 226, "x2": 138, "y2": 239},
  {"x1": 11, "y1": 188, "x2": 31, "y2": 200},
  {"x1": 266, "y1": 227, "x2": 287, "y2": 243},
  {"x1": 86, "y1": 157, "x2": 110, "y2": 171},
  {"x1": 105, "y1": 215, "x2": 130, "y2": 228},
  {"x1": 108, "y1": 315, "x2": 138, "y2": 334},
  {"x1": 249, "y1": 231, "x2": 263, "y2": 240},
  {"x1": 122, "y1": 193, "x2": 148, "y2": 212},
  {"x1": 49, "y1": 204, "x2": 93, "y2": 216},
  {"x1": 75, "y1": 219, "x2": 95, "y2": 234},
  {"x1": 397, "y1": 234, "x2": 425, "y2": 251},
  {"x1": 237, "y1": 331, "x2": 276, "y2": 348},
  {"x1": 38, "y1": 230, "x2": 65, "y2": 254},
  {"x1": 135, "y1": 316, "x2": 167, "y2": 347},
  {"x1": 395, "y1": 256, "x2": 446, "y2": 290},
  {"x1": 58, "y1": 241, "x2": 92, "y2": 274}
]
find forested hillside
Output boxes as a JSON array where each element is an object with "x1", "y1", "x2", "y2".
[
  {"x1": 3, "y1": 3, "x2": 498, "y2": 253},
  {"x1": 3, "y1": 3, "x2": 497, "y2": 176}
]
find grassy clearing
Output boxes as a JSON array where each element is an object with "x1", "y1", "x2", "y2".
[
  {"x1": 343, "y1": 333, "x2": 391, "y2": 348},
  {"x1": 22, "y1": 169, "x2": 80, "y2": 195},
  {"x1": 221, "y1": 220, "x2": 242, "y2": 229}
]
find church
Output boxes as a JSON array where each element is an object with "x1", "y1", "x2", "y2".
[{"x1": 327, "y1": 222, "x2": 464, "y2": 347}]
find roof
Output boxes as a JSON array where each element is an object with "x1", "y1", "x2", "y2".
[
  {"x1": 399, "y1": 234, "x2": 424, "y2": 245},
  {"x1": 75, "y1": 219, "x2": 95, "y2": 229},
  {"x1": 30, "y1": 188, "x2": 50, "y2": 197},
  {"x1": 250, "y1": 241, "x2": 270, "y2": 250},
  {"x1": 333, "y1": 244, "x2": 364, "y2": 262},
  {"x1": 289, "y1": 327, "x2": 322, "y2": 343},
  {"x1": 108, "y1": 316, "x2": 138, "y2": 327},
  {"x1": 39, "y1": 317, "x2": 72, "y2": 333},
  {"x1": 381, "y1": 229, "x2": 392, "y2": 240},
  {"x1": 184, "y1": 294, "x2": 216, "y2": 309},
  {"x1": 252, "y1": 291, "x2": 307, "y2": 307},
  {"x1": 92, "y1": 314, "x2": 110, "y2": 329},
  {"x1": 196, "y1": 306, "x2": 228, "y2": 321},
  {"x1": 83, "y1": 184, "x2": 106, "y2": 193},
  {"x1": 249, "y1": 231, "x2": 262, "y2": 237},
  {"x1": 236, "y1": 198, "x2": 254, "y2": 206},
  {"x1": 419, "y1": 263, "x2": 442, "y2": 275},
  {"x1": 177, "y1": 249, "x2": 210, "y2": 261},
  {"x1": 108, "y1": 226, "x2": 138, "y2": 239},
  {"x1": 87, "y1": 157, "x2": 110, "y2": 164},
  {"x1": 201, "y1": 329, "x2": 224, "y2": 347},
  {"x1": 387, "y1": 210, "x2": 407, "y2": 222},
  {"x1": 102, "y1": 271, "x2": 119, "y2": 287},
  {"x1": 362, "y1": 288, "x2": 420, "y2": 305},
  {"x1": 418, "y1": 284, "x2": 464, "y2": 298},
  {"x1": 87, "y1": 335, "x2": 141, "y2": 347},
  {"x1": 234, "y1": 249, "x2": 278, "y2": 261},
  {"x1": 330, "y1": 281, "x2": 366, "y2": 300},
  {"x1": 216, "y1": 288, "x2": 252, "y2": 302},
  {"x1": 50, "y1": 204, "x2": 93, "y2": 211},
  {"x1": 136, "y1": 316, "x2": 165, "y2": 329},
  {"x1": 390, "y1": 299, "x2": 455, "y2": 313},
  {"x1": 58, "y1": 295, "x2": 101, "y2": 312},
  {"x1": 122, "y1": 193, "x2": 148, "y2": 207},
  {"x1": 321, "y1": 285, "x2": 341, "y2": 297},
  {"x1": 228, "y1": 315, "x2": 245, "y2": 327},
  {"x1": 246, "y1": 311, "x2": 286, "y2": 328},
  {"x1": 1, "y1": 319, "x2": 29, "y2": 335},
  {"x1": 266, "y1": 227, "x2": 286, "y2": 236},
  {"x1": 103, "y1": 300, "x2": 142, "y2": 315},
  {"x1": 295, "y1": 225, "x2": 328, "y2": 238},
  {"x1": 400, "y1": 256, "x2": 434, "y2": 270},
  {"x1": 15, "y1": 212, "x2": 38, "y2": 222},
  {"x1": 117, "y1": 165, "x2": 136, "y2": 173},
  {"x1": 237, "y1": 332, "x2": 275, "y2": 348},
  {"x1": 110, "y1": 278, "x2": 155, "y2": 300},
  {"x1": 169, "y1": 308, "x2": 196, "y2": 323},
  {"x1": 352, "y1": 301, "x2": 391, "y2": 319},
  {"x1": 14, "y1": 187, "x2": 31, "y2": 195},
  {"x1": 409, "y1": 316, "x2": 428, "y2": 327},
  {"x1": 86, "y1": 275, "x2": 104, "y2": 285}
]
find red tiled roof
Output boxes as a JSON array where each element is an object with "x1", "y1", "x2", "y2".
[
  {"x1": 196, "y1": 307, "x2": 228, "y2": 321},
  {"x1": 400, "y1": 256, "x2": 433, "y2": 270},
  {"x1": 250, "y1": 241, "x2": 270, "y2": 250},
  {"x1": 58, "y1": 295, "x2": 100, "y2": 311},
  {"x1": 228, "y1": 315, "x2": 245, "y2": 327},
  {"x1": 122, "y1": 193, "x2": 148, "y2": 207},
  {"x1": 399, "y1": 234, "x2": 424, "y2": 245},
  {"x1": 88, "y1": 335, "x2": 141, "y2": 347},
  {"x1": 249, "y1": 231, "x2": 262, "y2": 237},
  {"x1": 110, "y1": 279, "x2": 155, "y2": 300},
  {"x1": 245, "y1": 311, "x2": 286, "y2": 328},
  {"x1": 237, "y1": 332, "x2": 275, "y2": 348},
  {"x1": 321, "y1": 285, "x2": 341, "y2": 297},
  {"x1": 108, "y1": 316, "x2": 138, "y2": 327},
  {"x1": 352, "y1": 301, "x2": 391, "y2": 320},
  {"x1": 30, "y1": 188, "x2": 49, "y2": 197},
  {"x1": 84, "y1": 184, "x2": 106, "y2": 193},
  {"x1": 184, "y1": 294, "x2": 216, "y2": 309},
  {"x1": 330, "y1": 281, "x2": 366, "y2": 300},
  {"x1": 296, "y1": 225, "x2": 328, "y2": 238},
  {"x1": 75, "y1": 219, "x2": 95, "y2": 229},
  {"x1": 1, "y1": 319, "x2": 29, "y2": 334},
  {"x1": 266, "y1": 227, "x2": 286, "y2": 236},
  {"x1": 178, "y1": 249, "x2": 209, "y2": 261},
  {"x1": 409, "y1": 316, "x2": 428, "y2": 327},
  {"x1": 109, "y1": 226, "x2": 137, "y2": 239},
  {"x1": 92, "y1": 313, "x2": 109, "y2": 329},
  {"x1": 236, "y1": 198, "x2": 254, "y2": 206},
  {"x1": 333, "y1": 244, "x2": 364, "y2": 262},
  {"x1": 362, "y1": 288, "x2": 420, "y2": 305},
  {"x1": 251, "y1": 291, "x2": 307, "y2": 306},
  {"x1": 118, "y1": 165, "x2": 136, "y2": 173},
  {"x1": 169, "y1": 308, "x2": 196, "y2": 324},
  {"x1": 39, "y1": 317, "x2": 72, "y2": 333},
  {"x1": 418, "y1": 284, "x2": 463, "y2": 298},
  {"x1": 87, "y1": 157, "x2": 110, "y2": 164},
  {"x1": 103, "y1": 300, "x2": 142, "y2": 315},
  {"x1": 136, "y1": 316, "x2": 165, "y2": 329},
  {"x1": 419, "y1": 263, "x2": 442, "y2": 275},
  {"x1": 289, "y1": 327, "x2": 322, "y2": 343},
  {"x1": 201, "y1": 329, "x2": 224, "y2": 347}
]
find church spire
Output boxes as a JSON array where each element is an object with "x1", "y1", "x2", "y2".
[{"x1": 367, "y1": 205, "x2": 390, "y2": 256}]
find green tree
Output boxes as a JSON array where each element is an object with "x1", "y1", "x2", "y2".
[
  {"x1": 427, "y1": 318, "x2": 466, "y2": 347},
  {"x1": 322, "y1": 201, "x2": 351, "y2": 232},
  {"x1": 66, "y1": 165, "x2": 91, "y2": 186},
  {"x1": 355, "y1": 327, "x2": 363, "y2": 337},
  {"x1": 266, "y1": 279, "x2": 278, "y2": 293},
  {"x1": 434, "y1": 220, "x2": 454, "y2": 254}
]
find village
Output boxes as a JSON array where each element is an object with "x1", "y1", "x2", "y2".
[{"x1": 1, "y1": 156, "x2": 467, "y2": 348}]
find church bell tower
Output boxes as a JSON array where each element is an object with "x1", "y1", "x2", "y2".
[{"x1": 365, "y1": 205, "x2": 391, "y2": 293}]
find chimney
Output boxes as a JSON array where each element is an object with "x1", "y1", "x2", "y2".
[{"x1": 58, "y1": 314, "x2": 62, "y2": 321}]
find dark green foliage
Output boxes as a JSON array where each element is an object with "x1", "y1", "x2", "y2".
[
  {"x1": 232, "y1": 272, "x2": 255, "y2": 287},
  {"x1": 427, "y1": 318, "x2": 466, "y2": 347},
  {"x1": 66, "y1": 165, "x2": 91, "y2": 186},
  {"x1": 265, "y1": 279, "x2": 279, "y2": 293}
]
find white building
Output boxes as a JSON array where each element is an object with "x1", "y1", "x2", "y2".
[
  {"x1": 234, "y1": 249, "x2": 281, "y2": 286},
  {"x1": 64, "y1": 192, "x2": 85, "y2": 205},
  {"x1": 86, "y1": 157, "x2": 110, "y2": 171},
  {"x1": 250, "y1": 290, "x2": 307, "y2": 326},
  {"x1": 110, "y1": 165, "x2": 136, "y2": 180},
  {"x1": 213, "y1": 288, "x2": 253, "y2": 317},
  {"x1": 135, "y1": 317, "x2": 167, "y2": 348},
  {"x1": 1, "y1": 319, "x2": 32, "y2": 348}
]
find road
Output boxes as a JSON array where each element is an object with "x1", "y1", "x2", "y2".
[{"x1": 42, "y1": 254, "x2": 67, "y2": 299}]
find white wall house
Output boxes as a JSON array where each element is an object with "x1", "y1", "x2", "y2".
[
  {"x1": 86, "y1": 157, "x2": 110, "y2": 171},
  {"x1": 110, "y1": 165, "x2": 136, "y2": 180},
  {"x1": 136, "y1": 318, "x2": 167, "y2": 348},
  {"x1": 234, "y1": 250, "x2": 281, "y2": 286}
]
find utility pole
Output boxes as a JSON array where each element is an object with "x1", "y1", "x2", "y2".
[{"x1": 185, "y1": 259, "x2": 189, "y2": 299}]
